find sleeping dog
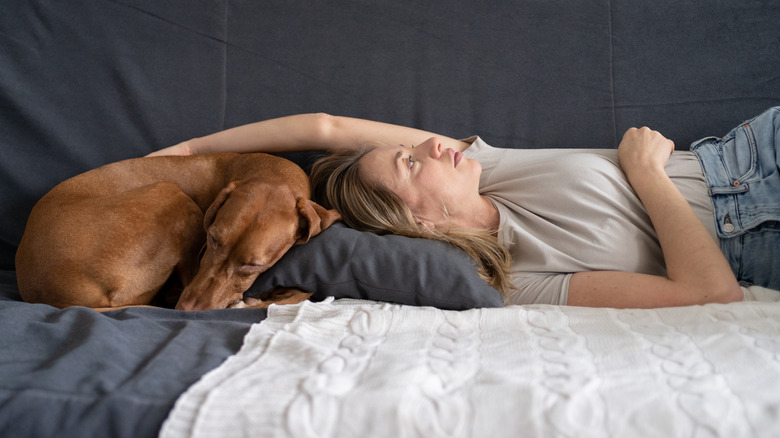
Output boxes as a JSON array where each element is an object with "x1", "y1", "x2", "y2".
[{"x1": 16, "y1": 152, "x2": 340, "y2": 311}]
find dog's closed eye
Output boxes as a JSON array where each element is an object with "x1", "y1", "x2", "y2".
[{"x1": 236, "y1": 262, "x2": 265, "y2": 276}]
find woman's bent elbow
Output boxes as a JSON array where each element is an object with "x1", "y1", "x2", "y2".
[
  {"x1": 705, "y1": 281, "x2": 744, "y2": 304},
  {"x1": 309, "y1": 112, "x2": 334, "y2": 133}
]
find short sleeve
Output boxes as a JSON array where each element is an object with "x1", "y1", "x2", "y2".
[{"x1": 505, "y1": 273, "x2": 572, "y2": 305}]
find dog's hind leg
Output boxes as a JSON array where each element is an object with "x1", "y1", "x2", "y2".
[
  {"x1": 100, "y1": 181, "x2": 205, "y2": 308},
  {"x1": 22, "y1": 182, "x2": 205, "y2": 309}
]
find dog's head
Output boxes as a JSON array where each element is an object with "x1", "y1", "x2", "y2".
[{"x1": 175, "y1": 177, "x2": 340, "y2": 311}]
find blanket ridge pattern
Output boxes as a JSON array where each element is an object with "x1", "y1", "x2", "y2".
[{"x1": 162, "y1": 299, "x2": 780, "y2": 438}]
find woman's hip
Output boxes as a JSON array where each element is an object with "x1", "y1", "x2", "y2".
[{"x1": 691, "y1": 106, "x2": 780, "y2": 289}]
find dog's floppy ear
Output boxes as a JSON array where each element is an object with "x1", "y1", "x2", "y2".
[
  {"x1": 204, "y1": 181, "x2": 239, "y2": 229},
  {"x1": 295, "y1": 198, "x2": 341, "y2": 244}
]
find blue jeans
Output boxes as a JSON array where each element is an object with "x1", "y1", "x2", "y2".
[{"x1": 691, "y1": 107, "x2": 780, "y2": 290}]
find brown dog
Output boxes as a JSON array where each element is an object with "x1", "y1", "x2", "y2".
[{"x1": 15, "y1": 152, "x2": 340, "y2": 311}]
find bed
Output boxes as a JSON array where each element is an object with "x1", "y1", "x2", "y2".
[{"x1": 1, "y1": 1, "x2": 779, "y2": 437}]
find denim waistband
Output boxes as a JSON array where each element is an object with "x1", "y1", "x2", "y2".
[{"x1": 690, "y1": 107, "x2": 780, "y2": 238}]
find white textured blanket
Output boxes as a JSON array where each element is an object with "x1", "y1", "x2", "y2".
[{"x1": 163, "y1": 296, "x2": 780, "y2": 438}]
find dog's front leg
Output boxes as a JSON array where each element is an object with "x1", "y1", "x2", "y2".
[{"x1": 227, "y1": 288, "x2": 313, "y2": 309}]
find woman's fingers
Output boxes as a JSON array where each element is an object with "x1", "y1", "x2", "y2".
[
  {"x1": 618, "y1": 127, "x2": 674, "y2": 177},
  {"x1": 145, "y1": 140, "x2": 194, "y2": 157}
]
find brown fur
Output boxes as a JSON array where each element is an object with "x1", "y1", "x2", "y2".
[{"x1": 15, "y1": 153, "x2": 340, "y2": 311}]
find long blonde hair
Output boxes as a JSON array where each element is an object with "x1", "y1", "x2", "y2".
[{"x1": 309, "y1": 147, "x2": 513, "y2": 297}]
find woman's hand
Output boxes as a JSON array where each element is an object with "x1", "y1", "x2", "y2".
[
  {"x1": 617, "y1": 126, "x2": 675, "y2": 181},
  {"x1": 146, "y1": 140, "x2": 194, "y2": 157}
]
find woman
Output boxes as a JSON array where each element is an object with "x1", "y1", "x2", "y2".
[{"x1": 149, "y1": 109, "x2": 780, "y2": 308}]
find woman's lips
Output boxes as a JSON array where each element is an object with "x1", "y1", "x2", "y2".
[{"x1": 451, "y1": 149, "x2": 463, "y2": 167}]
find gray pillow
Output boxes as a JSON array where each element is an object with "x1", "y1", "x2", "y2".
[{"x1": 246, "y1": 223, "x2": 503, "y2": 309}]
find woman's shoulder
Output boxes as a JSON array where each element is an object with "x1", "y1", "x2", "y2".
[
  {"x1": 462, "y1": 136, "x2": 517, "y2": 162},
  {"x1": 463, "y1": 136, "x2": 618, "y2": 158},
  {"x1": 464, "y1": 136, "x2": 622, "y2": 170},
  {"x1": 460, "y1": 135, "x2": 490, "y2": 156}
]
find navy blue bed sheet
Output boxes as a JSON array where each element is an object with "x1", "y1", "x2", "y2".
[{"x1": 0, "y1": 270, "x2": 266, "y2": 438}]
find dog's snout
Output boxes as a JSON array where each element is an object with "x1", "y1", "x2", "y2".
[
  {"x1": 176, "y1": 275, "x2": 224, "y2": 311},
  {"x1": 175, "y1": 299, "x2": 198, "y2": 311}
]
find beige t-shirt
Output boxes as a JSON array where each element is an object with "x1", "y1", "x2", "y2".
[{"x1": 463, "y1": 137, "x2": 716, "y2": 305}]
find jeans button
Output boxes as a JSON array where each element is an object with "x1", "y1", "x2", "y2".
[{"x1": 723, "y1": 223, "x2": 735, "y2": 233}]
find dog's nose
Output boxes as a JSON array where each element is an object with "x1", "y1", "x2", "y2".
[{"x1": 175, "y1": 285, "x2": 212, "y2": 311}]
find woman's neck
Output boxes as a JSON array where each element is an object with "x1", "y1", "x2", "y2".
[
  {"x1": 477, "y1": 195, "x2": 500, "y2": 231},
  {"x1": 445, "y1": 195, "x2": 499, "y2": 231}
]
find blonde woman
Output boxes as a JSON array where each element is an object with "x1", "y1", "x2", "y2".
[{"x1": 150, "y1": 108, "x2": 780, "y2": 307}]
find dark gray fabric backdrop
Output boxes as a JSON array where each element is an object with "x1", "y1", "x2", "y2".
[{"x1": 1, "y1": 1, "x2": 778, "y2": 436}]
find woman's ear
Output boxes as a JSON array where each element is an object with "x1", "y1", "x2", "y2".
[{"x1": 414, "y1": 216, "x2": 436, "y2": 231}]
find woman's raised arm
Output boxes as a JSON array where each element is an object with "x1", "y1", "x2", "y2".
[
  {"x1": 567, "y1": 127, "x2": 743, "y2": 308},
  {"x1": 147, "y1": 113, "x2": 469, "y2": 157}
]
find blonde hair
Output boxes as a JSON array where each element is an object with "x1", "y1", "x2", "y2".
[{"x1": 309, "y1": 147, "x2": 513, "y2": 297}]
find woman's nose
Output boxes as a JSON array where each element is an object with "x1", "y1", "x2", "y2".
[{"x1": 423, "y1": 137, "x2": 443, "y2": 158}]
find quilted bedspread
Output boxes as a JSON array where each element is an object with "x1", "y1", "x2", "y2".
[{"x1": 162, "y1": 294, "x2": 780, "y2": 438}]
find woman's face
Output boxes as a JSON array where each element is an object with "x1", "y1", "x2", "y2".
[{"x1": 359, "y1": 137, "x2": 482, "y2": 227}]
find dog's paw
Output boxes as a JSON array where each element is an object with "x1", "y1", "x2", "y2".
[
  {"x1": 227, "y1": 297, "x2": 262, "y2": 309},
  {"x1": 227, "y1": 298, "x2": 246, "y2": 309}
]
